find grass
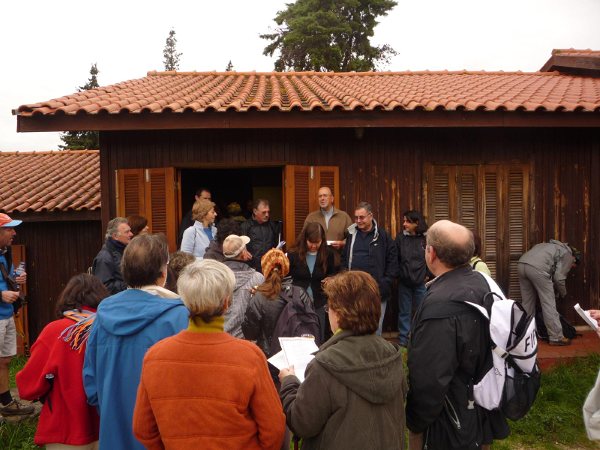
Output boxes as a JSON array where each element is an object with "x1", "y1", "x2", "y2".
[
  {"x1": 3, "y1": 354, "x2": 600, "y2": 449},
  {"x1": 495, "y1": 353, "x2": 600, "y2": 450}
]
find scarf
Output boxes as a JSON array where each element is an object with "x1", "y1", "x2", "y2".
[{"x1": 60, "y1": 309, "x2": 96, "y2": 352}]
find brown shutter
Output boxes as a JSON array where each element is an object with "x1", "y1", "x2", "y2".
[
  {"x1": 482, "y1": 167, "x2": 500, "y2": 280},
  {"x1": 145, "y1": 168, "x2": 178, "y2": 251},
  {"x1": 425, "y1": 165, "x2": 452, "y2": 224},
  {"x1": 116, "y1": 169, "x2": 145, "y2": 217},
  {"x1": 116, "y1": 168, "x2": 179, "y2": 251},
  {"x1": 457, "y1": 166, "x2": 478, "y2": 232},
  {"x1": 506, "y1": 165, "x2": 529, "y2": 299},
  {"x1": 284, "y1": 166, "x2": 311, "y2": 247},
  {"x1": 284, "y1": 165, "x2": 340, "y2": 247},
  {"x1": 11, "y1": 245, "x2": 29, "y2": 355}
]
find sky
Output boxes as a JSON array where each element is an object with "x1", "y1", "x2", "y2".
[{"x1": 1, "y1": 0, "x2": 599, "y2": 151}]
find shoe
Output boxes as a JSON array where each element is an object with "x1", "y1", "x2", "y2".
[
  {"x1": 548, "y1": 337, "x2": 571, "y2": 346},
  {"x1": 0, "y1": 399, "x2": 34, "y2": 416}
]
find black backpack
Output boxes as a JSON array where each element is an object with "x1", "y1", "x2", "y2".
[
  {"x1": 269, "y1": 285, "x2": 321, "y2": 355},
  {"x1": 535, "y1": 308, "x2": 577, "y2": 341}
]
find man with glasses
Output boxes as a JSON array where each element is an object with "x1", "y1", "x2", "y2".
[{"x1": 341, "y1": 202, "x2": 398, "y2": 335}]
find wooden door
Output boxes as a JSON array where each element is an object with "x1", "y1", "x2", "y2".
[
  {"x1": 11, "y1": 245, "x2": 29, "y2": 355},
  {"x1": 116, "y1": 168, "x2": 179, "y2": 251},
  {"x1": 283, "y1": 165, "x2": 340, "y2": 247}
]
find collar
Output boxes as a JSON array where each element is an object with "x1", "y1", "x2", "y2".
[
  {"x1": 188, "y1": 316, "x2": 225, "y2": 333},
  {"x1": 320, "y1": 206, "x2": 334, "y2": 214},
  {"x1": 108, "y1": 238, "x2": 127, "y2": 251}
]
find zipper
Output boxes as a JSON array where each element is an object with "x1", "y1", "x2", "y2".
[{"x1": 445, "y1": 395, "x2": 462, "y2": 430}]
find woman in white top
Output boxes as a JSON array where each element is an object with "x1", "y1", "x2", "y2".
[{"x1": 180, "y1": 198, "x2": 218, "y2": 259}]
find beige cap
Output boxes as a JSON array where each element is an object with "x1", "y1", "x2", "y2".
[{"x1": 223, "y1": 234, "x2": 250, "y2": 259}]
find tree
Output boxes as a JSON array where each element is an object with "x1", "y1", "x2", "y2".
[
  {"x1": 59, "y1": 64, "x2": 100, "y2": 150},
  {"x1": 261, "y1": 0, "x2": 397, "y2": 72},
  {"x1": 163, "y1": 29, "x2": 182, "y2": 71},
  {"x1": 225, "y1": 60, "x2": 234, "y2": 71}
]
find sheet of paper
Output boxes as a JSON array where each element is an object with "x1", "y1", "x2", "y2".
[
  {"x1": 279, "y1": 337, "x2": 319, "y2": 383},
  {"x1": 574, "y1": 303, "x2": 599, "y2": 330},
  {"x1": 326, "y1": 240, "x2": 335, "y2": 246},
  {"x1": 267, "y1": 350, "x2": 289, "y2": 371}
]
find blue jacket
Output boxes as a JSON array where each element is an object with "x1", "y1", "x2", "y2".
[
  {"x1": 83, "y1": 288, "x2": 189, "y2": 450},
  {"x1": 0, "y1": 247, "x2": 15, "y2": 319}
]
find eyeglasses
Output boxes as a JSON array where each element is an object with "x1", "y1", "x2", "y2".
[{"x1": 354, "y1": 213, "x2": 372, "y2": 220}]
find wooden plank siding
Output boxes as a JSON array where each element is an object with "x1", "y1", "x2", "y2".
[
  {"x1": 100, "y1": 126, "x2": 600, "y2": 326},
  {"x1": 10, "y1": 218, "x2": 103, "y2": 344}
]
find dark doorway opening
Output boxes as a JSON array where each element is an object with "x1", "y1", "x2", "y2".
[{"x1": 179, "y1": 167, "x2": 283, "y2": 233}]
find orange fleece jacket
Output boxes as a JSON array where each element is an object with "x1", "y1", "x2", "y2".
[{"x1": 133, "y1": 326, "x2": 285, "y2": 450}]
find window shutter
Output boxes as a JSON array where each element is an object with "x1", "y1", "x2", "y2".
[
  {"x1": 284, "y1": 165, "x2": 340, "y2": 247},
  {"x1": 116, "y1": 169, "x2": 145, "y2": 217},
  {"x1": 425, "y1": 165, "x2": 452, "y2": 224},
  {"x1": 506, "y1": 165, "x2": 529, "y2": 299},
  {"x1": 146, "y1": 168, "x2": 178, "y2": 251},
  {"x1": 457, "y1": 166, "x2": 478, "y2": 232},
  {"x1": 284, "y1": 166, "x2": 311, "y2": 247},
  {"x1": 482, "y1": 167, "x2": 500, "y2": 280}
]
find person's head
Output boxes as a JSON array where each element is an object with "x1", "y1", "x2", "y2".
[
  {"x1": 323, "y1": 271, "x2": 380, "y2": 335},
  {"x1": 253, "y1": 199, "x2": 270, "y2": 224},
  {"x1": 223, "y1": 234, "x2": 252, "y2": 261},
  {"x1": 425, "y1": 220, "x2": 474, "y2": 276},
  {"x1": 354, "y1": 201, "x2": 374, "y2": 232},
  {"x1": 295, "y1": 222, "x2": 328, "y2": 273},
  {"x1": 127, "y1": 215, "x2": 149, "y2": 236},
  {"x1": 257, "y1": 249, "x2": 290, "y2": 299},
  {"x1": 55, "y1": 273, "x2": 109, "y2": 316},
  {"x1": 318, "y1": 187, "x2": 334, "y2": 211},
  {"x1": 0, "y1": 213, "x2": 21, "y2": 248},
  {"x1": 121, "y1": 233, "x2": 170, "y2": 288},
  {"x1": 106, "y1": 217, "x2": 133, "y2": 245},
  {"x1": 403, "y1": 210, "x2": 428, "y2": 236},
  {"x1": 472, "y1": 232, "x2": 483, "y2": 258},
  {"x1": 192, "y1": 198, "x2": 217, "y2": 225},
  {"x1": 194, "y1": 188, "x2": 211, "y2": 202},
  {"x1": 168, "y1": 251, "x2": 195, "y2": 281},
  {"x1": 177, "y1": 259, "x2": 235, "y2": 323},
  {"x1": 226, "y1": 202, "x2": 243, "y2": 217},
  {"x1": 215, "y1": 218, "x2": 242, "y2": 244}
]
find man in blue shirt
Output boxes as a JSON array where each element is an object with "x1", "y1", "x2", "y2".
[{"x1": 0, "y1": 213, "x2": 34, "y2": 416}]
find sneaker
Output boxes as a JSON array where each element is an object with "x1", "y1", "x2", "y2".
[
  {"x1": 548, "y1": 337, "x2": 571, "y2": 346},
  {"x1": 0, "y1": 399, "x2": 34, "y2": 416}
]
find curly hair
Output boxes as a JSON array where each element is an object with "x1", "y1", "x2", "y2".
[{"x1": 323, "y1": 271, "x2": 380, "y2": 335}]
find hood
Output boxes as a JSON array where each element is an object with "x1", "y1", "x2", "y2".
[
  {"x1": 347, "y1": 220, "x2": 380, "y2": 241},
  {"x1": 224, "y1": 260, "x2": 260, "y2": 291},
  {"x1": 315, "y1": 331, "x2": 404, "y2": 404},
  {"x1": 96, "y1": 288, "x2": 186, "y2": 337}
]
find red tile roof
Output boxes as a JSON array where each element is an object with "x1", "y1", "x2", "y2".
[
  {"x1": 0, "y1": 150, "x2": 100, "y2": 213},
  {"x1": 16, "y1": 70, "x2": 600, "y2": 116}
]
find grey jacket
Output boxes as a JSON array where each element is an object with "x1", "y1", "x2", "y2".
[
  {"x1": 222, "y1": 260, "x2": 264, "y2": 338},
  {"x1": 280, "y1": 330, "x2": 407, "y2": 450},
  {"x1": 518, "y1": 239, "x2": 575, "y2": 298}
]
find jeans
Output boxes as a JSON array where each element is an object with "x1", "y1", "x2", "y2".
[{"x1": 397, "y1": 282, "x2": 426, "y2": 345}]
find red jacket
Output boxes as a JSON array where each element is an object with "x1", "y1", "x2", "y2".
[{"x1": 16, "y1": 311, "x2": 99, "y2": 446}]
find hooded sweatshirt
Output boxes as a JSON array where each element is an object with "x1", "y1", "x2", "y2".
[
  {"x1": 223, "y1": 259, "x2": 264, "y2": 338},
  {"x1": 83, "y1": 287, "x2": 189, "y2": 450},
  {"x1": 280, "y1": 330, "x2": 407, "y2": 450}
]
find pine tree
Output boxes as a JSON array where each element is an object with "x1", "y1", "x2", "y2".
[
  {"x1": 261, "y1": 0, "x2": 397, "y2": 72},
  {"x1": 59, "y1": 64, "x2": 100, "y2": 150},
  {"x1": 163, "y1": 29, "x2": 182, "y2": 71},
  {"x1": 225, "y1": 60, "x2": 234, "y2": 71}
]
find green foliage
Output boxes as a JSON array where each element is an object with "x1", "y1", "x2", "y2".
[
  {"x1": 9, "y1": 355, "x2": 27, "y2": 389},
  {"x1": 163, "y1": 29, "x2": 182, "y2": 71},
  {"x1": 261, "y1": 0, "x2": 397, "y2": 72},
  {"x1": 59, "y1": 63, "x2": 100, "y2": 150},
  {"x1": 0, "y1": 419, "x2": 38, "y2": 450},
  {"x1": 495, "y1": 354, "x2": 600, "y2": 450}
]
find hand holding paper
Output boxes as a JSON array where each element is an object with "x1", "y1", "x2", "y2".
[
  {"x1": 574, "y1": 303, "x2": 599, "y2": 331},
  {"x1": 267, "y1": 337, "x2": 318, "y2": 383}
]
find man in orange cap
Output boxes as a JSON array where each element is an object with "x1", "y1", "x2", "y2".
[{"x1": 0, "y1": 213, "x2": 34, "y2": 416}]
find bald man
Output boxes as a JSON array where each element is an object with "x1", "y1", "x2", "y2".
[
  {"x1": 406, "y1": 220, "x2": 508, "y2": 450},
  {"x1": 304, "y1": 187, "x2": 352, "y2": 251}
]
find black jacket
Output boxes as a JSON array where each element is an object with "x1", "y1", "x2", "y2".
[
  {"x1": 242, "y1": 278, "x2": 312, "y2": 357},
  {"x1": 92, "y1": 239, "x2": 127, "y2": 295},
  {"x1": 406, "y1": 265, "x2": 509, "y2": 449},
  {"x1": 396, "y1": 232, "x2": 428, "y2": 287},
  {"x1": 341, "y1": 221, "x2": 399, "y2": 303},
  {"x1": 288, "y1": 248, "x2": 337, "y2": 309},
  {"x1": 240, "y1": 219, "x2": 281, "y2": 271}
]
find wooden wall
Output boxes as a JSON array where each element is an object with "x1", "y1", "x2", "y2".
[
  {"x1": 101, "y1": 126, "x2": 600, "y2": 325},
  {"x1": 11, "y1": 215, "x2": 102, "y2": 344}
]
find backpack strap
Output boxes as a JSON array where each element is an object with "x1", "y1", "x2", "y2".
[{"x1": 472, "y1": 258, "x2": 482, "y2": 269}]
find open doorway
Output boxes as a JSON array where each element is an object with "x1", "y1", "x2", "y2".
[{"x1": 179, "y1": 167, "x2": 284, "y2": 231}]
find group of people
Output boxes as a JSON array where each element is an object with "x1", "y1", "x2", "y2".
[{"x1": 0, "y1": 184, "x2": 590, "y2": 449}]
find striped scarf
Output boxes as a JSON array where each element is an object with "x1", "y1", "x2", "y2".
[{"x1": 59, "y1": 310, "x2": 96, "y2": 352}]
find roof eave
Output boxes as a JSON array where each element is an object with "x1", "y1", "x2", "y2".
[{"x1": 17, "y1": 110, "x2": 600, "y2": 132}]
